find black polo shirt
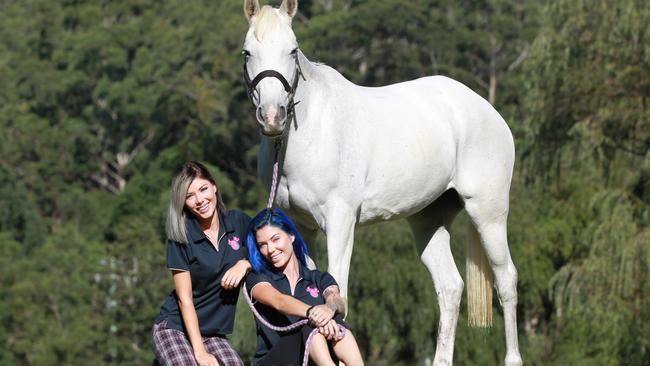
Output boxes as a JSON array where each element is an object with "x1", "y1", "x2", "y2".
[
  {"x1": 245, "y1": 264, "x2": 339, "y2": 364},
  {"x1": 156, "y1": 209, "x2": 250, "y2": 336}
]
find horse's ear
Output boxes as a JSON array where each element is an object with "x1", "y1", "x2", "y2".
[
  {"x1": 280, "y1": 0, "x2": 298, "y2": 18},
  {"x1": 244, "y1": 0, "x2": 260, "y2": 20}
]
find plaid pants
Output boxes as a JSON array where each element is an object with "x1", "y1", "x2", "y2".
[{"x1": 152, "y1": 320, "x2": 244, "y2": 366}]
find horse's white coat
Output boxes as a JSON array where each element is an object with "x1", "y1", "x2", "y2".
[{"x1": 243, "y1": 1, "x2": 522, "y2": 365}]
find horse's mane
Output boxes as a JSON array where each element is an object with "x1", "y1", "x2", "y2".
[{"x1": 253, "y1": 6, "x2": 281, "y2": 42}]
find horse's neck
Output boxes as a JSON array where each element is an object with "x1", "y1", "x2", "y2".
[
  {"x1": 292, "y1": 52, "x2": 351, "y2": 133},
  {"x1": 296, "y1": 51, "x2": 351, "y2": 105},
  {"x1": 296, "y1": 51, "x2": 322, "y2": 83}
]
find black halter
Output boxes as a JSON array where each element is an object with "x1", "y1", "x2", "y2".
[{"x1": 243, "y1": 51, "x2": 305, "y2": 127}]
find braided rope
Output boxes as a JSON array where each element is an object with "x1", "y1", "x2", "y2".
[
  {"x1": 266, "y1": 139, "x2": 282, "y2": 209},
  {"x1": 302, "y1": 326, "x2": 323, "y2": 366},
  {"x1": 243, "y1": 283, "x2": 308, "y2": 332},
  {"x1": 267, "y1": 160, "x2": 280, "y2": 209}
]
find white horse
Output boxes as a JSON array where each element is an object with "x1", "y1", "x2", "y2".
[{"x1": 242, "y1": 1, "x2": 522, "y2": 365}]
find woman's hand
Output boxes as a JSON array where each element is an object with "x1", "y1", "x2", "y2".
[
  {"x1": 308, "y1": 304, "x2": 335, "y2": 327},
  {"x1": 221, "y1": 260, "x2": 250, "y2": 289},
  {"x1": 318, "y1": 319, "x2": 343, "y2": 341},
  {"x1": 194, "y1": 350, "x2": 220, "y2": 366}
]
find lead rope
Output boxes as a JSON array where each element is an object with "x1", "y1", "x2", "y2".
[
  {"x1": 266, "y1": 138, "x2": 282, "y2": 209},
  {"x1": 246, "y1": 138, "x2": 346, "y2": 366}
]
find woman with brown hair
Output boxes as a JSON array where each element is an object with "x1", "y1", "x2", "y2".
[{"x1": 152, "y1": 161, "x2": 251, "y2": 366}]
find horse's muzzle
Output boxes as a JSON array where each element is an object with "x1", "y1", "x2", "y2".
[{"x1": 256, "y1": 104, "x2": 287, "y2": 135}]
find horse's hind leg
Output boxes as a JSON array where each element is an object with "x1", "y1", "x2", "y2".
[
  {"x1": 464, "y1": 196, "x2": 522, "y2": 366},
  {"x1": 408, "y1": 190, "x2": 463, "y2": 366}
]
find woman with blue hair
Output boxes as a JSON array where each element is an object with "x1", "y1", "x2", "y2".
[{"x1": 245, "y1": 208, "x2": 364, "y2": 366}]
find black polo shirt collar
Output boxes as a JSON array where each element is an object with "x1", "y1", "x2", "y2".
[
  {"x1": 186, "y1": 211, "x2": 236, "y2": 244},
  {"x1": 265, "y1": 261, "x2": 314, "y2": 283}
]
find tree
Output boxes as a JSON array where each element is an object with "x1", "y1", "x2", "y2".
[
  {"x1": 517, "y1": 0, "x2": 650, "y2": 363},
  {"x1": 7, "y1": 227, "x2": 107, "y2": 365}
]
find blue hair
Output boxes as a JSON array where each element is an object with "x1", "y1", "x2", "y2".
[{"x1": 246, "y1": 208, "x2": 310, "y2": 273}]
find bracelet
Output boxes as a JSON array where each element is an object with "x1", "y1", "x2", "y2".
[{"x1": 306, "y1": 305, "x2": 316, "y2": 318}]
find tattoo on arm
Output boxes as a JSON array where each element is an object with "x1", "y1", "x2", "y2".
[{"x1": 323, "y1": 285, "x2": 346, "y2": 315}]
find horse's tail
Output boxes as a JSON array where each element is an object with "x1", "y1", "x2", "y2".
[{"x1": 466, "y1": 222, "x2": 493, "y2": 327}]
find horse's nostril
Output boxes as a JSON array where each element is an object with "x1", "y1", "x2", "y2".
[
  {"x1": 279, "y1": 105, "x2": 287, "y2": 120},
  {"x1": 256, "y1": 107, "x2": 265, "y2": 123}
]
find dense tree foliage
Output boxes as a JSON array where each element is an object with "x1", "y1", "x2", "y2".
[
  {"x1": 514, "y1": 0, "x2": 650, "y2": 363},
  {"x1": 0, "y1": 0, "x2": 647, "y2": 365}
]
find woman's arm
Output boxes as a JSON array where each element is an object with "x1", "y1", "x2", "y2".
[
  {"x1": 221, "y1": 259, "x2": 251, "y2": 289},
  {"x1": 173, "y1": 270, "x2": 219, "y2": 366},
  {"x1": 251, "y1": 282, "x2": 334, "y2": 326},
  {"x1": 323, "y1": 285, "x2": 347, "y2": 316}
]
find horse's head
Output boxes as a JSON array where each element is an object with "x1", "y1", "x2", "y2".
[{"x1": 243, "y1": 0, "x2": 301, "y2": 137}]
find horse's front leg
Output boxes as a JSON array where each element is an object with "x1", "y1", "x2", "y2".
[
  {"x1": 295, "y1": 222, "x2": 319, "y2": 270},
  {"x1": 323, "y1": 203, "x2": 357, "y2": 309}
]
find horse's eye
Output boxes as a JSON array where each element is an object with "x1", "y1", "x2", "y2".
[
  {"x1": 290, "y1": 48, "x2": 298, "y2": 56},
  {"x1": 242, "y1": 50, "x2": 251, "y2": 58}
]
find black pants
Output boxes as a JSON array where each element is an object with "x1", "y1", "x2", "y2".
[{"x1": 257, "y1": 325, "x2": 339, "y2": 366}]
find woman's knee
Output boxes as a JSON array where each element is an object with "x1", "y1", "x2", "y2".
[
  {"x1": 332, "y1": 331, "x2": 363, "y2": 366},
  {"x1": 151, "y1": 323, "x2": 196, "y2": 365}
]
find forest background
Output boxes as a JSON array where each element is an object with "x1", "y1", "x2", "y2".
[{"x1": 0, "y1": 0, "x2": 648, "y2": 365}]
